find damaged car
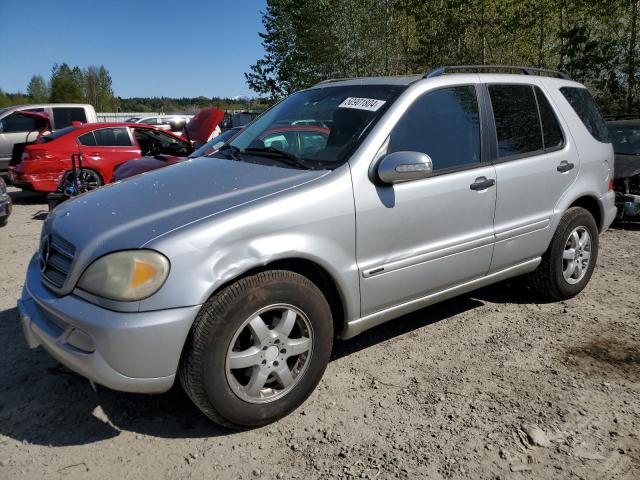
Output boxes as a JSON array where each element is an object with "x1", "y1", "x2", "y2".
[
  {"x1": 8, "y1": 108, "x2": 224, "y2": 192},
  {"x1": 608, "y1": 118, "x2": 640, "y2": 219}
]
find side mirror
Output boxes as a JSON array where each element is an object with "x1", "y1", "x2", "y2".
[{"x1": 377, "y1": 151, "x2": 433, "y2": 184}]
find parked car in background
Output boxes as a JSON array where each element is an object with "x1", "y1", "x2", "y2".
[
  {"x1": 18, "y1": 66, "x2": 616, "y2": 429},
  {"x1": 0, "y1": 177, "x2": 11, "y2": 226},
  {"x1": 126, "y1": 115, "x2": 194, "y2": 133},
  {"x1": 8, "y1": 108, "x2": 224, "y2": 192},
  {"x1": 607, "y1": 118, "x2": 640, "y2": 218},
  {"x1": 0, "y1": 104, "x2": 97, "y2": 172},
  {"x1": 113, "y1": 126, "x2": 242, "y2": 181}
]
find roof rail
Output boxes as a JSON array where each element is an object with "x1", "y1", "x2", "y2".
[{"x1": 424, "y1": 65, "x2": 571, "y2": 80}]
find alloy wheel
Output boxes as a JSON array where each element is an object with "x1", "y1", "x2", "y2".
[
  {"x1": 225, "y1": 304, "x2": 313, "y2": 404},
  {"x1": 562, "y1": 226, "x2": 592, "y2": 284}
]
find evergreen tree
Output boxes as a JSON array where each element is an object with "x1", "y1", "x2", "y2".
[
  {"x1": 26, "y1": 75, "x2": 50, "y2": 102},
  {"x1": 49, "y1": 63, "x2": 85, "y2": 103}
]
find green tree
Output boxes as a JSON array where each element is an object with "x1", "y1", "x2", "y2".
[
  {"x1": 49, "y1": 63, "x2": 85, "y2": 103},
  {"x1": 84, "y1": 65, "x2": 115, "y2": 111},
  {"x1": 26, "y1": 75, "x2": 50, "y2": 102}
]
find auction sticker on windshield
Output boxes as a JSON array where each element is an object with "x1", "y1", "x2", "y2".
[{"x1": 338, "y1": 97, "x2": 386, "y2": 112}]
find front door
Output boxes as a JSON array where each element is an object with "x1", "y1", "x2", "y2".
[{"x1": 354, "y1": 84, "x2": 497, "y2": 316}]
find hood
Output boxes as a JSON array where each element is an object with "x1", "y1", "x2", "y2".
[
  {"x1": 112, "y1": 155, "x2": 186, "y2": 181},
  {"x1": 16, "y1": 110, "x2": 51, "y2": 131},
  {"x1": 47, "y1": 158, "x2": 327, "y2": 280},
  {"x1": 185, "y1": 108, "x2": 225, "y2": 144}
]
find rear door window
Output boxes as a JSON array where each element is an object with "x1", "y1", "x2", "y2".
[
  {"x1": 52, "y1": 107, "x2": 87, "y2": 129},
  {"x1": 489, "y1": 84, "x2": 543, "y2": 158},
  {"x1": 93, "y1": 128, "x2": 133, "y2": 146},
  {"x1": 535, "y1": 87, "x2": 564, "y2": 150},
  {"x1": 560, "y1": 87, "x2": 610, "y2": 143},
  {"x1": 78, "y1": 131, "x2": 97, "y2": 146},
  {"x1": 388, "y1": 85, "x2": 481, "y2": 172}
]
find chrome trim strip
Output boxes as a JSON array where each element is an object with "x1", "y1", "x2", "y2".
[
  {"x1": 344, "y1": 257, "x2": 541, "y2": 339},
  {"x1": 362, "y1": 234, "x2": 495, "y2": 278},
  {"x1": 494, "y1": 219, "x2": 550, "y2": 242}
]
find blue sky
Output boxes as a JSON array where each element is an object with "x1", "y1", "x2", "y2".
[{"x1": 0, "y1": 0, "x2": 267, "y2": 98}]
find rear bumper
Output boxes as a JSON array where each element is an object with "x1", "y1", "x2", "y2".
[
  {"x1": 7, "y1": 167, "x2": 59, "y2": 192},
  {"x1": 18, "y1": 255, "x2": 201, "y2": 393},
  {"x1": 600, "y1": 190, "x2": 617, "y2": 232}
]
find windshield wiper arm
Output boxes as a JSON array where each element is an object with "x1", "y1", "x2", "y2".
[
  {"x1": 215, "y1": 143, "x2": 243, "y2": 160},
  {"x1": 243, "y1": 147, "x2": 311, "y2": 169}
]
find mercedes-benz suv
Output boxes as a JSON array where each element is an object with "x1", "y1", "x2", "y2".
[{"x1": 18, "y1": 66, "x2": 617, "y2": 428}]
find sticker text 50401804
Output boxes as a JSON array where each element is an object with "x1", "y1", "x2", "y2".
[{"x1": 338, "y1": 97, "x2": 386, "y2": 112}]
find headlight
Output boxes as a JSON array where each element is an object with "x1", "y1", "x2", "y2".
[{"x1": 77, "y1": 250, "x2": 170, "y2": 301}]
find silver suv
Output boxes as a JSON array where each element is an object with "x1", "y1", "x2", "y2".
[{"x1": 19, "y1": 66, "x2": 617, "y2": 428}]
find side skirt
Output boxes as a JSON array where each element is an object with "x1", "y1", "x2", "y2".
[{"x1": 341, "y1": 257, "x2": 541, "y2": 339}]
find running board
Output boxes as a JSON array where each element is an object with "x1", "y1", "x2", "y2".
[{"x1": 341, "y1": 258, "x2": 541, "y2": 339}]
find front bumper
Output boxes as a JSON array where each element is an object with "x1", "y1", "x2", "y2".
[
  {"x1": 600, "y1": 190, "x2": 618, "y2": 231},
  {"x1": 18, "y1": 256, "x2": 201, "y2": 393}
]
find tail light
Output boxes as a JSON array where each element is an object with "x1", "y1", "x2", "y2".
[{"x1": 609, "y1": 178, "x2": 614, "y2": 191}]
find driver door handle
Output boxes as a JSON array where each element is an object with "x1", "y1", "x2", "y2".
[
  {"x1": 557, "y1": 161, "x2": 574, "y2": 173},
  {"x1": 470, "y1": 177, "x2": 495, "y2": 191}
]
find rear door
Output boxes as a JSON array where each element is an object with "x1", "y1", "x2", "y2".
[
  {"x1": 482, "y1": 80, "x2": 579, "y2": 271},
  {"x1": 77, "y1": 127, "x2": 141, "y2": 182}
]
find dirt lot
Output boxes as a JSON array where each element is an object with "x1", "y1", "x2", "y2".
[{"x1": 0, "y1": 186, "x2": 638, "y2": 480}]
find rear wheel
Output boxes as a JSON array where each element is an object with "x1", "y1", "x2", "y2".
[
  {"x1": 61, "y1": 169, "x2": 103, "y2": 191},
  {"x1": 180, "y1": 270, "x2": 333, "y2": 428},
  {"x1": 529, "y1": 207, "x2": 599, "y2": 300}
]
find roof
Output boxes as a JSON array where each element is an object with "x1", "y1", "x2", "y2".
[
  {"x1": 310, "y1": 75, "x2": 423, "y2": 89},
  {"x1": 0, "y1": 103, "x2": 93, "y2": 111},
  {"x1": 312, "y1": 65, "x2": 578, "y2": 90}
]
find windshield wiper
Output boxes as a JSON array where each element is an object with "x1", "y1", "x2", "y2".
[
  {"x1": 215, "y1": 143, "x2": 243, "y2": 160},
  {"x1": 243, "y1": 147, "x2": 311, "y2": 170}
]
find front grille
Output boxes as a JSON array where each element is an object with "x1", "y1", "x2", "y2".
[{"x1": 41, "y1": 234, "x2": 76, "y2": 288}]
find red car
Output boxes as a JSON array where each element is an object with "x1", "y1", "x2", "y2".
[
  {"x1": 112, "y1": 124, "x2": 330, "y2": 181},
  {"x1": 8, "y1": 108, "x2": 224, "y2": 192}
]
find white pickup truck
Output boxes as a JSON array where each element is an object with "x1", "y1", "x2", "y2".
[{"x1": 0, "y1": 103, "x2": 97, "y2": 172}]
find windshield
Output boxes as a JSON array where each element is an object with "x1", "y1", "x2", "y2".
[
  {"x1": 189, "y1": 128, "x2": 241, "y2": 158},
  {"x1": 223, "y1": 85, "x2": 404, "y2": 169},
  {"x1": 609, "y1": 124, "x2": 640, "y2": 155}
]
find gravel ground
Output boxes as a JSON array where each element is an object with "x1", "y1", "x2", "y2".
[{"x1": 0, "y1": 186, "x2": 638, "y2": 480}]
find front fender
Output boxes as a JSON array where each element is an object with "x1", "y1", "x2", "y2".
[{"x1": 139, "y1": 165, "x2": 360, "y2": 323}]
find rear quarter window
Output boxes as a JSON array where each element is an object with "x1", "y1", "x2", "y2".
[{"x1": 560, "y1": 87, "x2": 609, "y2": 143}]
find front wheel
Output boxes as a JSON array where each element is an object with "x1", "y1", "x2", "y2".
[
  {"x1": 180, "y1": 270, "x2": 333, "y2": 428},
  {"x1": 529, "y1": 207, "x2": 599, "y2": 300}
]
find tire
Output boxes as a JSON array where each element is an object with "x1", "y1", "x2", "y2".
[
  {"x1": 529, "y1": 207, "x2": 599, "y2": 300},
  {"x1": 179, "y1": 270, "x2": 333, "y2": 428}
]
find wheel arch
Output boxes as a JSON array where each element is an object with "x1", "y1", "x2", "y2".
[
  {"x1": 203, "y1": 257, "x2": 348, "y2": 338},
  {"x1": 568, "y1": 195, "x2": 603, "y2": 232}
]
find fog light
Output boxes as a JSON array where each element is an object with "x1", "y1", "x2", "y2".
[{"x1": 66, "y1": 328, "x2": 95, "y2": 353}]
